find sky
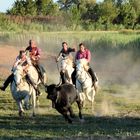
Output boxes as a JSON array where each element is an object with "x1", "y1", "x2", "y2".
[{"x1": 0, "y1": 0, "x2": 103, "y2": 13}]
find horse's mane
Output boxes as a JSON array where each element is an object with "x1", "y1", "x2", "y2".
[{"x1": 76, "y1": 59, "x2": 88, "y2": 67}]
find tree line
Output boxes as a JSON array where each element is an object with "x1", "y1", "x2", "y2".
[{"x1": 2, "y1": 0, "x2": 140, "y2": 30}]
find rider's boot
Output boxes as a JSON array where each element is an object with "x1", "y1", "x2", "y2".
[
  {"x1": 71, "y1": 69, "x2": 76, "y2": 85},
  {"x1": 35, "y1": 64, "x2": 46, "y2": 84},
  {"x1": 88, "y1": 68, "x2": 98, "y2": 91},
  {"x1": 0, "y1": 74, "x2": 14, "y2": 91}
]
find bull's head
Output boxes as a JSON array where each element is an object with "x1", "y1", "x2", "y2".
[{"x1": 45, "y1": 84, "x2": 61, "y2": 101}]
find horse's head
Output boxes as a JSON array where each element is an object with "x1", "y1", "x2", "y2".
[
  {"x1": 76, "y1": 59, "x2": 88, "y2": 80},
  {"x1": 61, "y1": 58, "x2": 73, "y2": 70},
  {"x1": 13, "y1": 65, "x2": 23, "y2": 85}
]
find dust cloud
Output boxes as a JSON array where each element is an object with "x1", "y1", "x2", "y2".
[
  {"x1": 0, "y1": 39, "x2": 140, "y2": 117},
  {"x1": 93, "y1": 49, "x2": 140, "y2": 116}
]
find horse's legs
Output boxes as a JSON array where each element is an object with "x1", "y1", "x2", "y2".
[
  {"x1": 32, "y1": 89, "x2": 36, "y2": 116},
  {"x1": 24, "y1": 95, "x2": 30, "y2": 110},
  {"x1": 17, "y1": 101, "x2": 24, "y2": 117},
  {"x1": 36, "y1": 96, "x2": 40, "y2": 108},
  {"x1": 79, "y1": 92, "x2": 86, "y2": 107},
  {"x1": 86, "y1": 89, "x2": 96, "y2": 113},
  {"x1": 43, "y1": 73, "x2": 47, "y2": 85},
  {"x1": 85, "y1": 88, "x2": 93, "y2": 102}
]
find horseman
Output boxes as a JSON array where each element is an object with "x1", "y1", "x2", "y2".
[
  {"x1": 0, "y1": 50, "x2": 31, "y2": 91},
  {"x1": 56, "y1": 42, "x2": 76, "y2": 84},
  {"x1": 72, "y1": 43, "x2": 98, "y2": 91},
  {"x1": 25, "y1": 39, "x2": 46, "y2": 84}
]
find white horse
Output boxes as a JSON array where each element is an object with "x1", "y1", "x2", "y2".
[
  {"x1": 60, "y1": 57, "x2": 74, "y2": 84},
  {"x1": 75, "y1": 59, "x2": 98, "y2": 111},
  {"x1": 10, "y1": 65, "x2": 46, "y2": 116}
]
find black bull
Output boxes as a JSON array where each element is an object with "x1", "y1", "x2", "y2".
[{"x1": 45, "y1": 83, "x2": 83, "y2": 123}]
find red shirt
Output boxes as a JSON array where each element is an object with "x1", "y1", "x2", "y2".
[{"x1": 76, "y1": 49, "x2": 91, "y2": 62}]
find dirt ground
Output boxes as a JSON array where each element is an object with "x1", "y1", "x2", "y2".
[
  {"x1": 0, "y1": 45, "x2": 58, "y2": 83},
  {"x1": 0, "y1": 45, "x2": 19, "y2": 78}
]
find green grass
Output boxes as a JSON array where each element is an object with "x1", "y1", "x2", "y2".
[
  {"x1": 0, "y1": 31, "x2": 140, "y2": 139},
  {"x1": 0, "y1": 81, "x2": 140, "y2": 139}
]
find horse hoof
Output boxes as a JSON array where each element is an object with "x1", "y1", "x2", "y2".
[
  {"x1": 70, "y1": 114, "x2": 75, "y2": 118},
  {"x1": 68, "y1": 120, "x2": 72, "y2": 124},
  {"x1": 79, "y1": 118, "x2": 85, "y2": 123},
  {"x1": 32, "y1": 113, "x2": 36, "y2": 117},
  {"x1": 19, "y1": 110, "x2": 24, "y2": 117},
  {"x1": 24, "y1": 105, "x2": 30, "y2": 110}
]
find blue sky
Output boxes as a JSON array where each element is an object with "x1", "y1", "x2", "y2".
[
  {"x1": 0, "y1": 0, "x2": 15, "y2": 12},
  {"x1": 0, "y1": 0, "x2": 103, "y2": 13}
]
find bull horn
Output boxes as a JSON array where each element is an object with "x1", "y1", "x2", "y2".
[{"x1": 56, "y1": 81, "x2": 62, "y2": 87}]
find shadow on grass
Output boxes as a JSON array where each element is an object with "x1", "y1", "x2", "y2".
[{"x1": 0, "y1": 114, "x2": 139, "y2": 140}]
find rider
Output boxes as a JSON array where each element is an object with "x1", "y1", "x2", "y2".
[
  {"x1": 0, "y1": 50, "x2": 31, "y2": 91},
  {"x1": 72, "y1": 43, "x2": 97, "y2": 90},
  {"x1": 56, "y1": 42, "x2": 76, "y2": 84},
  {"x1": 25, "y1": 39, "x2": 46, "y2": 83}
]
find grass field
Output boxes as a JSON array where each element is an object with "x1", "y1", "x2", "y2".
[
  {"x1": 0, "y1": 31, "x2": 140, "y2": 139},
  {"x1": 0, "y1": 83, "x2": 139, "y2": 140}
]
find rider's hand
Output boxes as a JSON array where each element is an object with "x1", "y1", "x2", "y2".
[{"x1": 32, "y1": 56, "x2": 39, "y2": 61}]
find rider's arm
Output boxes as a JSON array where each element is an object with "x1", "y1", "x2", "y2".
[
  {"x1": 68, "y1": 48, "x2": 76, "y2": 52},
  {"x1": 31, "y1": 47, "x2": 41, "y2": 61},
  {"x1": 13, "y1": 57, "x2": 20, "y2": 68},
  {"x1": 56, "y1": 51, "x2": 62, "y2": 62},
  {"x1": 35, "y1": 48, "x2": 41, "y2": 59}
]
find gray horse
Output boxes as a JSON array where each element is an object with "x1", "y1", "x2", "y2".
[
  {"x1": 75, "y1": 59, "x2": 98, "y2": 111},
  {"x1": 10, "y1": 65, "x2": 46, "y2": 116}
]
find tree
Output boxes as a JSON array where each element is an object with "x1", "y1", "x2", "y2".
[
  {"x1": 25, "y1": 0, "x2": 37, "y2": 16},
  {"x1": 68, "y1": 5, "x2": 81, "y2": 30},
  {"x1": 116, "y1": 1, "x2": 137, "y2": 29},
  {"x1": 35, "y1": 0, "x2": 59, "y2": 16},
  {"x1": 7, "y1": 0, "x2": 37, "y2": 16},
  {"x1": 129, "y1": 0, "x2": 140, "y2": 27},
  {"x1": 57, "y1": 0, "x2": 72, "y2": 11},
  {"x1": 98, "y1": 0, "x2": 118, "y2": 30},
  {"x1": 7, "y1": 0, "x2": 26, "y2": 16}
]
